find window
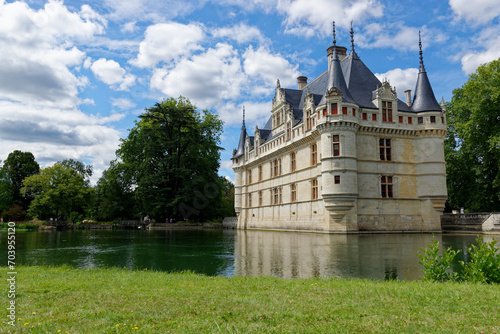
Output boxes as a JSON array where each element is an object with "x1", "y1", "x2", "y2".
[
  {"x1": 342, "y1": 106, "x2": 348, "y2": 115},
  {"x1": 408, "y1": 117, "x2": 413, "y2": 124},
  {"x1": 372, "y1": 113, "x2": 377, "y2": 121},
  {"x1": 399, "y1": 116, "x2": 403, "y2": 123},
  {"x1": 306, "y1": 110, "x2": 312, "y2": 130},
  {"x1": 276, "y1": 111, "x2": 281, "y2": 126},
  {"x1": 334, "y1": 175, "x2": 340, "y2": 184},
  {"x1": 331, "y1": 103, "x2": 338, "y2": 115},
  {"x1": 352, "y1": 108, "x2": 356, "y2": 116},
  {"x1": 382, "y1": 101, "x2": 393, "y2": 122},
  {"x1": 333, "y1": 135, "x2": 340, "y2": 156},
  {"x1": 272, "y1": 159, "x2": 282, "y2": 177},
  {"x1": 272, "y1": 188, "x2": 282, "y2": 205},
  {"x1": 311, "y1": 144, "x2": 317, "y2": 165},
  {"x1": 379, "y1": 138, "x2": 391, "y2": 161},
  {"x1": 362, "y1": 113, "x2": 367, "y2": 120},
  {"x1": 258, "y1": 191, "x2": 263, "y2": 206},
  {"x1": 323, "y1": 108, "x2": 327, "y2": 117},
  {"x1": 248, "y1": 193, "x2": 252, "y2": 207},
  {"x1": 381, "y1": 176, "x2": 393, "y2": 198},
  {"x1": 290, "y1": 152, "x2": 296, "y2": 172},
  {"x1": 312, "y1": 178, "x2": 318, "y2": 200},
  {"x1": 258, "y1": 165, "x2": 262, "y2": 181},
  {"x1": 441, "y1": 117, "x2": 445, "y2": 124},
  {"x1": 291, "y1": 183, "x2": 297, "y2": 202},
  {"x1": 286, "y1": 122, "x2": 291, "y2": 140},
  {"x1": 248, "y1": 169, "x2": 252, "y2": 184},
  {"x1": 430, "y1": 116, "x2": 436, "y2": 123},
  {"x1": 418, "y1": 117, "x2": 423, "y2": 124}
]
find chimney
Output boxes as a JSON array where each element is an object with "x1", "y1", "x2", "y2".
[
  {"x1": 297, "y1": 76, "x2": 308, "y2": 90},
  {"x1": 327, "y1": 45, "x2": 348, "y2": 70},
  {"x1": 405, "y1": 89, "x2": 412, "y2": 107}
]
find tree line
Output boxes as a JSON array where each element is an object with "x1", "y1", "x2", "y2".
[{"x1": 0, "y1": 97, "x2": 235, "y2": 223}]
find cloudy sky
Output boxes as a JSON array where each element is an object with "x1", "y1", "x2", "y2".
[{"x1": 0, "y1": 0, "x2": 499, "y2": 184}]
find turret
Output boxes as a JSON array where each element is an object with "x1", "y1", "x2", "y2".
[{"x1": 411, "y1": 32, "x2": 442, "y2": 112}]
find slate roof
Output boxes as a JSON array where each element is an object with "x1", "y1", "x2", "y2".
[
  {"x1": 233, "y1": 123, "x2": 247, "y2": 159},
  {"x1": 411, "y1": 66, "x2": 442, "y2": 112},
  {"x1": 233, "y1": 35, "x2": 442, "y2": 159}
]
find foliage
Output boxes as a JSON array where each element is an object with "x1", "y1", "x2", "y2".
[
  {"x1": 21, "y1": 163, "x2": 94, "y2": 221},
  {"x1": 95, "y1": 160, "x2": 137, "y2": 221},
  {"x1": 417, "y1": 238, "x2": 459, "y2": 282},
  {"x1": 418, "y1": 237, "x2": 500, "y2": 284},
  {"x1": 1, "y1": 204, "x2": 26, "y2": 221},
  {"x1": 0, "y1": 150, "x2": 40, "y2": 209},
  {"x1": 459, "y1": 236, "x2": 500, "y2": 283},
  {"x1": 116, "y1": 97, "x2": 224, "y2": 222},
  {"x1": 58, "y1": 159, "x2": 93, "y2": 185},
  {"x1": 445, "y1": 58, "x2": 500, "y2": 211},
  {"x1": 0, "y1": 166, "x2": 14, "y2": 213}
]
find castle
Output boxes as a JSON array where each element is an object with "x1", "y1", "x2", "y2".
[{"x1": 232, "y1": 25, "x2": 447, "y2": 233}]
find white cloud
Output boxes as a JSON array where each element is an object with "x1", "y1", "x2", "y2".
[
  {"x1": 150, "y1": 43, "x2": 246, "y2": 108},
  {"x1": 103, "y1": 0, "x2": 207, "y2": 22},
  {"x1": 220, "y1": 160, "x2": 233, "y2": 171},
  {"x1": 449, "y1": 0, "x2": 500, "y2": 24},
  {"x1": 121, "y1": 21, "x2": 137, "y2": 33},
  {"x1": 90, "y1": 58, "x2": 136, "y2": 90},
  {"x1": 358, "y1": 23, "x2": 448, "y2": 51},
  {"x1": 132, "y1": 22, "x2": 204, "y2": 68},
  {"x1": 217, "y1": 101, "x2": 271, "y2": 127},
  {"x1": 0, "y1": 101, "x2": 122, "y2": 181},
  {"x1": 375, "y1": 68, "x2": 419, "y2": 99},
  {"x1": 0, "y1": 1, "x2": 105, "y2": 106},
  {"x1": 277, "y1": 0, "x2": 383, "y2": 37},
  {"x1": 458, "y1": 25, "x2": 500, "y2": 74},
  {"x1": 111, "y1": 97, "x2": 137, "y2": 110},
  {"x1": 243, "y1": 46, "x2": 300, "y2": 95},
  {"x1": 213, "y1": 23, "x2": 267, "y2": 44}
]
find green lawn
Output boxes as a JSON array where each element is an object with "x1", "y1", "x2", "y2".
[{"x1": 2, "y1": 266, "x2": 499, "y2": 333}]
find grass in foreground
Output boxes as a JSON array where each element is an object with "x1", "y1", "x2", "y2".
[{"x1": 1, "y1": 266, "x2": 499, "y2": 333}]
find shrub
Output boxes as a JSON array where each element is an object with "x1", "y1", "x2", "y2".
[
  {"x1": 459, "y1": 237, "x2": 500, "y2": 284},
  {"x1": 417, "y1": 238, "x2": 459, "y2": 282}
]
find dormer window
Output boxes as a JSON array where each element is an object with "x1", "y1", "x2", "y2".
[
  {"x1": 306, "y1": 110, "x2": 314, "y2": 130},
  {"x1": 382, "y1": 101, "x2": 393, "y2": 122},
  {"x1": 286, "y1": 122, "x2": 291, "y2": 140}
]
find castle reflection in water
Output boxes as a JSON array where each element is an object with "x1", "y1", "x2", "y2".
[{"x1": 233, "y1": 231, "x2": 486, "y2": 280}]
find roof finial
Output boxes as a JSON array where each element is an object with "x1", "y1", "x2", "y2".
[
  {"x1": 242, "y1": 106, "x2": 245, "y2": 126},
  {"x1": 419, "y1": 31, "x2": 425, "y2": 72},
  {"x1": 332, "y1": 21, "x2": 337, "y2": 49},
  {"x1": 350, "y1": 21, "x2": 355, "y2": 53}
]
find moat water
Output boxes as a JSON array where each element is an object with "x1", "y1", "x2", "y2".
[{"x1": 1, "y1": 229, "x2": 497, "y2": 280}]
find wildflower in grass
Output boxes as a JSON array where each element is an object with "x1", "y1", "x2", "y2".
[
  {"x1": 32, "y1": 312, "x2": 36, "y2": 315},
  {"x1": 24, "y1": 323, "x2": 29, "y2": 326}
]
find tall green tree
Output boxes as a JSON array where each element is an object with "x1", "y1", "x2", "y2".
[
  {"x1": 0, "y1": 163, "x2": 14, "y2": 213},
  {"x1": 117, "y1": 97, "x2": 224, "y2": 222},
  {"x1": 58, "y1": 159, "x2": 93, "y2": 185},
  {"x1": 445, "y1": 58, "x2": 500, "y2": 211},
  {"x1": 21, "y1": 163, "x2": 94, "y2": 221},
  {"x1": 95, "y1": 160, "x2": 136, "y2": 221},
  {"x1": 0, "y1": 150, "x2": 40, "y2": 209}
]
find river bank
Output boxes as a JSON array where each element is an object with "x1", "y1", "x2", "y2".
[{"x1": 1, "y1": 266, "x2": 499, "y2": 333}]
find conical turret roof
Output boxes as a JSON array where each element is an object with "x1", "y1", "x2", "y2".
[
  {"x1": 411, "y1": 32, "x2": 442, "y2": 112},
  {"x1": 233, "y1": 107, "x2": 247, "y2": 159}
]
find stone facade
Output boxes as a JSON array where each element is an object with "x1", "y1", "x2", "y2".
[{"x1": 232, "y1": 28, "x2": 447, "y2": 233}]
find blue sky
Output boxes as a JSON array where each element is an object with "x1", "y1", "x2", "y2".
[{"x1": 0, "y1": 0, "x2": 499, "y2": 184}]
